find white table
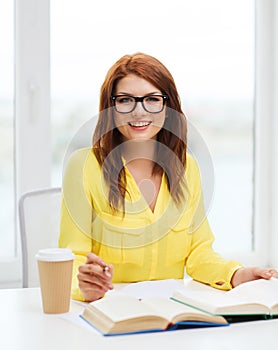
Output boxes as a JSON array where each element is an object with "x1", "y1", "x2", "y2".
[{"x1": 0, "y1": 287, "x2": 277, "y2": 350}]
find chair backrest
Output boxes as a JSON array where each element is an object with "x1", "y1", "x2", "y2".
[{"x1": 19, "y1": 187, "x2": 61, "y2": 287}]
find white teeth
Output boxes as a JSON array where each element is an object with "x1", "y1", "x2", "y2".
[{"x1": 129, "y1": 121, "x2": 151, "y2": 127}]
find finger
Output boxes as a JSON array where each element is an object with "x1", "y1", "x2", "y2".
[
  {"x1": 107, "y1": 263, "x2": 114, "y2": 272},
  {"x1": 271, "y1": 270, "x2": 278, "y2": 278},
  {"x1": 78, "y1": 271, "x2": 113, "y2": 290},
  {"x1": 255, "y1": 268, "x2": 274, "y2": 279},
  {"x1": 103, "y1": 264, "x2": 114, "y2": 278},
  {"x1": 85, "y1": 253, "x2": 112, "y2": 278},
  {"x1": 102, "y1": 266, "x2": 111, "y2": 278},
  {"x1": 79, "y1": 262, "x2": 105, "y2": 276},
  {"x1": 266, "y1": 269, "x2": 278, "y2": 278},
  {"x1": 79, "y1": 264, "x2": 112, "y2": 283},
  {"x1": 86, "y1": 253, "x2": 107, "y2": 268},
  {"x1": 79, "y1": 281, "x2": 104, "y2": 293},
  {"x1": 86, "y1": 259, "x2": 113, "y2": 279},
  {"x1": 79, "y1": 278, "x2": 110, "y2": 292},
  {"x1": 79, "y1": 281, "x2": 108, "y2": 301}
]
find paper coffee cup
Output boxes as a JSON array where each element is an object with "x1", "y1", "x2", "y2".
[{"x1": 36, "y1": 248, "x2": 74, "y2": 314}]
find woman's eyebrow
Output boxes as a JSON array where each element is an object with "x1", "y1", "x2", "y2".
[{"x1": 116, "y1": 91, "x2": 161, "y2": 95}]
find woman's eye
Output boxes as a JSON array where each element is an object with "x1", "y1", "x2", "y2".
[
  {"x1": 146, "y1": 96, "x2": 161, "y2": 103},
  {"x1": 117, "y1": 96, "x2": 133, "y2": 104}
]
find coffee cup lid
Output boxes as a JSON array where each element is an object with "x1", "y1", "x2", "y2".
[{"x1": 36, "y1": 248, "x2": 74, "y2": 262}]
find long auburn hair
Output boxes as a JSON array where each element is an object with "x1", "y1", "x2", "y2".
[{"x1": 93, "y1": 53, "x2": 187, "y2": 213}]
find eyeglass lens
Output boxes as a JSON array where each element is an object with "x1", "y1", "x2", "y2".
[{"x1": 114, "y1": 95, "x2": 165, "y2": 114}]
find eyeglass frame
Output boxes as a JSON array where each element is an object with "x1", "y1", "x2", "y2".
[{"x1": 111, "y1": 94, "x2": 168, "y2": 114}]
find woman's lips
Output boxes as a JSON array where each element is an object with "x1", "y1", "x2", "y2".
[{"x1": 127, "y1": 121, "x2": 152, "y2": 129}]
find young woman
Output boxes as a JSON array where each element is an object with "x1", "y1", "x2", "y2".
[{"x1": 59, "y1": 53, "x2": 278, "y2": 301}]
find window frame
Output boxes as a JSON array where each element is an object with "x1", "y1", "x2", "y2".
[
  {"x1": 253, "y1": 0, "x2": 278, "y2": 268},
  {"x1": 0, "y1": 0, "x2": 51, "y2": 287},
  {"x1": 0, "y1": 0, "x2": 277, "y2": 287}
]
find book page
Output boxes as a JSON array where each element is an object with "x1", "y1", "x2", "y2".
[
  {"x1": 142, "y1": 297, "x2": 216, "y2": 322},
  {"x1": 172, "y1": 289, "x2": 253, "y2": 315},
  {"x1": 177, "y1": 278, "x2": 278, "y2": 307},
  {"x1": 227, "y1": 278, "x2": 278, "y2": 308},
  {"x1": 89, "y1": 294, "x2": 166, "y2": 323},
  {"x1": 172, "y1": 279, "x2": 278, "y2": 315}
]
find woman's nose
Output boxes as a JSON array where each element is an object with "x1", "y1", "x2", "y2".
[{"x1": 131, "y1": 100, "x2": 147, "y2": 116}]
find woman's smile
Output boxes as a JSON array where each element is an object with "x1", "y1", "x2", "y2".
[{"x1": 127, "y1": 120, "x2": 152, "y2": 129}]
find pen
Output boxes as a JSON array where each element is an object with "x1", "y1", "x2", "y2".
[{"x1": 103, "y1": 265, "x2": 109, "y2": 274}]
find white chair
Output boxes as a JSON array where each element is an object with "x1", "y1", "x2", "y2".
[{"x1": 18, "y1": 187, "x2": 61, "y2": 287}]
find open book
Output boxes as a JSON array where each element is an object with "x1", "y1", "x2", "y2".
[
  {"x1": 171, "y1": 278, "x2": 278, "y2": 321},
  {"x1": 81, "y1": 293, "x2": 228, "y2": 335}
]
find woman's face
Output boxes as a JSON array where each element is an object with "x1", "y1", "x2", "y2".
[{"x1": 113, "y1": 74, "x2": 166, "y2": 141}]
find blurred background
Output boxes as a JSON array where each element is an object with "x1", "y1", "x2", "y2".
[{"x1": 1, "y1": 0, "x2": 277, "y2": 287}]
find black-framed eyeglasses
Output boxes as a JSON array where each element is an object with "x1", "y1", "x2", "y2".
[{"x1": 111, "y1": 94, "x2": 168, "y2": 114}]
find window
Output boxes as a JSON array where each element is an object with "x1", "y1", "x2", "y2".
[
  {"x1": 0, "y1": 0, "x2": 15, "y2": 258},
  {"x1": 1, "y1": 0, "x2": 277, "y2": 286},
  {"x1": 51, "y1": 0, "x2": 254, "y2": 257}
]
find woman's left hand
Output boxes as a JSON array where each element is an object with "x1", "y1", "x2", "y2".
[{"x1": 231, "y1": 267, "x2": 278, "y2": 288}]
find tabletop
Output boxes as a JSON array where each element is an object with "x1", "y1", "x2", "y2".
[{"x1": 0, "y1": 287, "x2": 277, "y2": 350}]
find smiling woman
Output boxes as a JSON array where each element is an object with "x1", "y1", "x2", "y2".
[
  {"x1": 93, "y1": 54, "x2": 187, "y2": 213},
  {"x1": 0, "y1": 0, "x2": 277, "y2": 289},
  {"x1": 59, "y1": 52, "x2": 278, "y2": 302},
  {"x1": 50, "y1": 0, "x2": 256, "y2": 260}
]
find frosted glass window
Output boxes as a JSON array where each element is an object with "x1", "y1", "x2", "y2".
[{"x1": 0, "y1": 0, "x2": 15, "y2": 257}]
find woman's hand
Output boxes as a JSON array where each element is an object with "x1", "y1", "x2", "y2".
[
  {"x1": 231, "y1": 267, "x2": 278, "y2": 288},
  {"x1": 77, "y1": 253, "x2": 114, "y2": 302}
]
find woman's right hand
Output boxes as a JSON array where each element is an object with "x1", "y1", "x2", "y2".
[{"x1": 77, "y1": 253, "x2": 114, "y2": 302}]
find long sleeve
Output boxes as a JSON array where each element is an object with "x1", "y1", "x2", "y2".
[{"x1": 186, "y1": 216, "x2": 242, "y2": 290}]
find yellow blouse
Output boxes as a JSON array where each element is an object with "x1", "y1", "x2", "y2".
[{"x1": 59, "y1": 148, "x2": 242, "y2": 300}]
